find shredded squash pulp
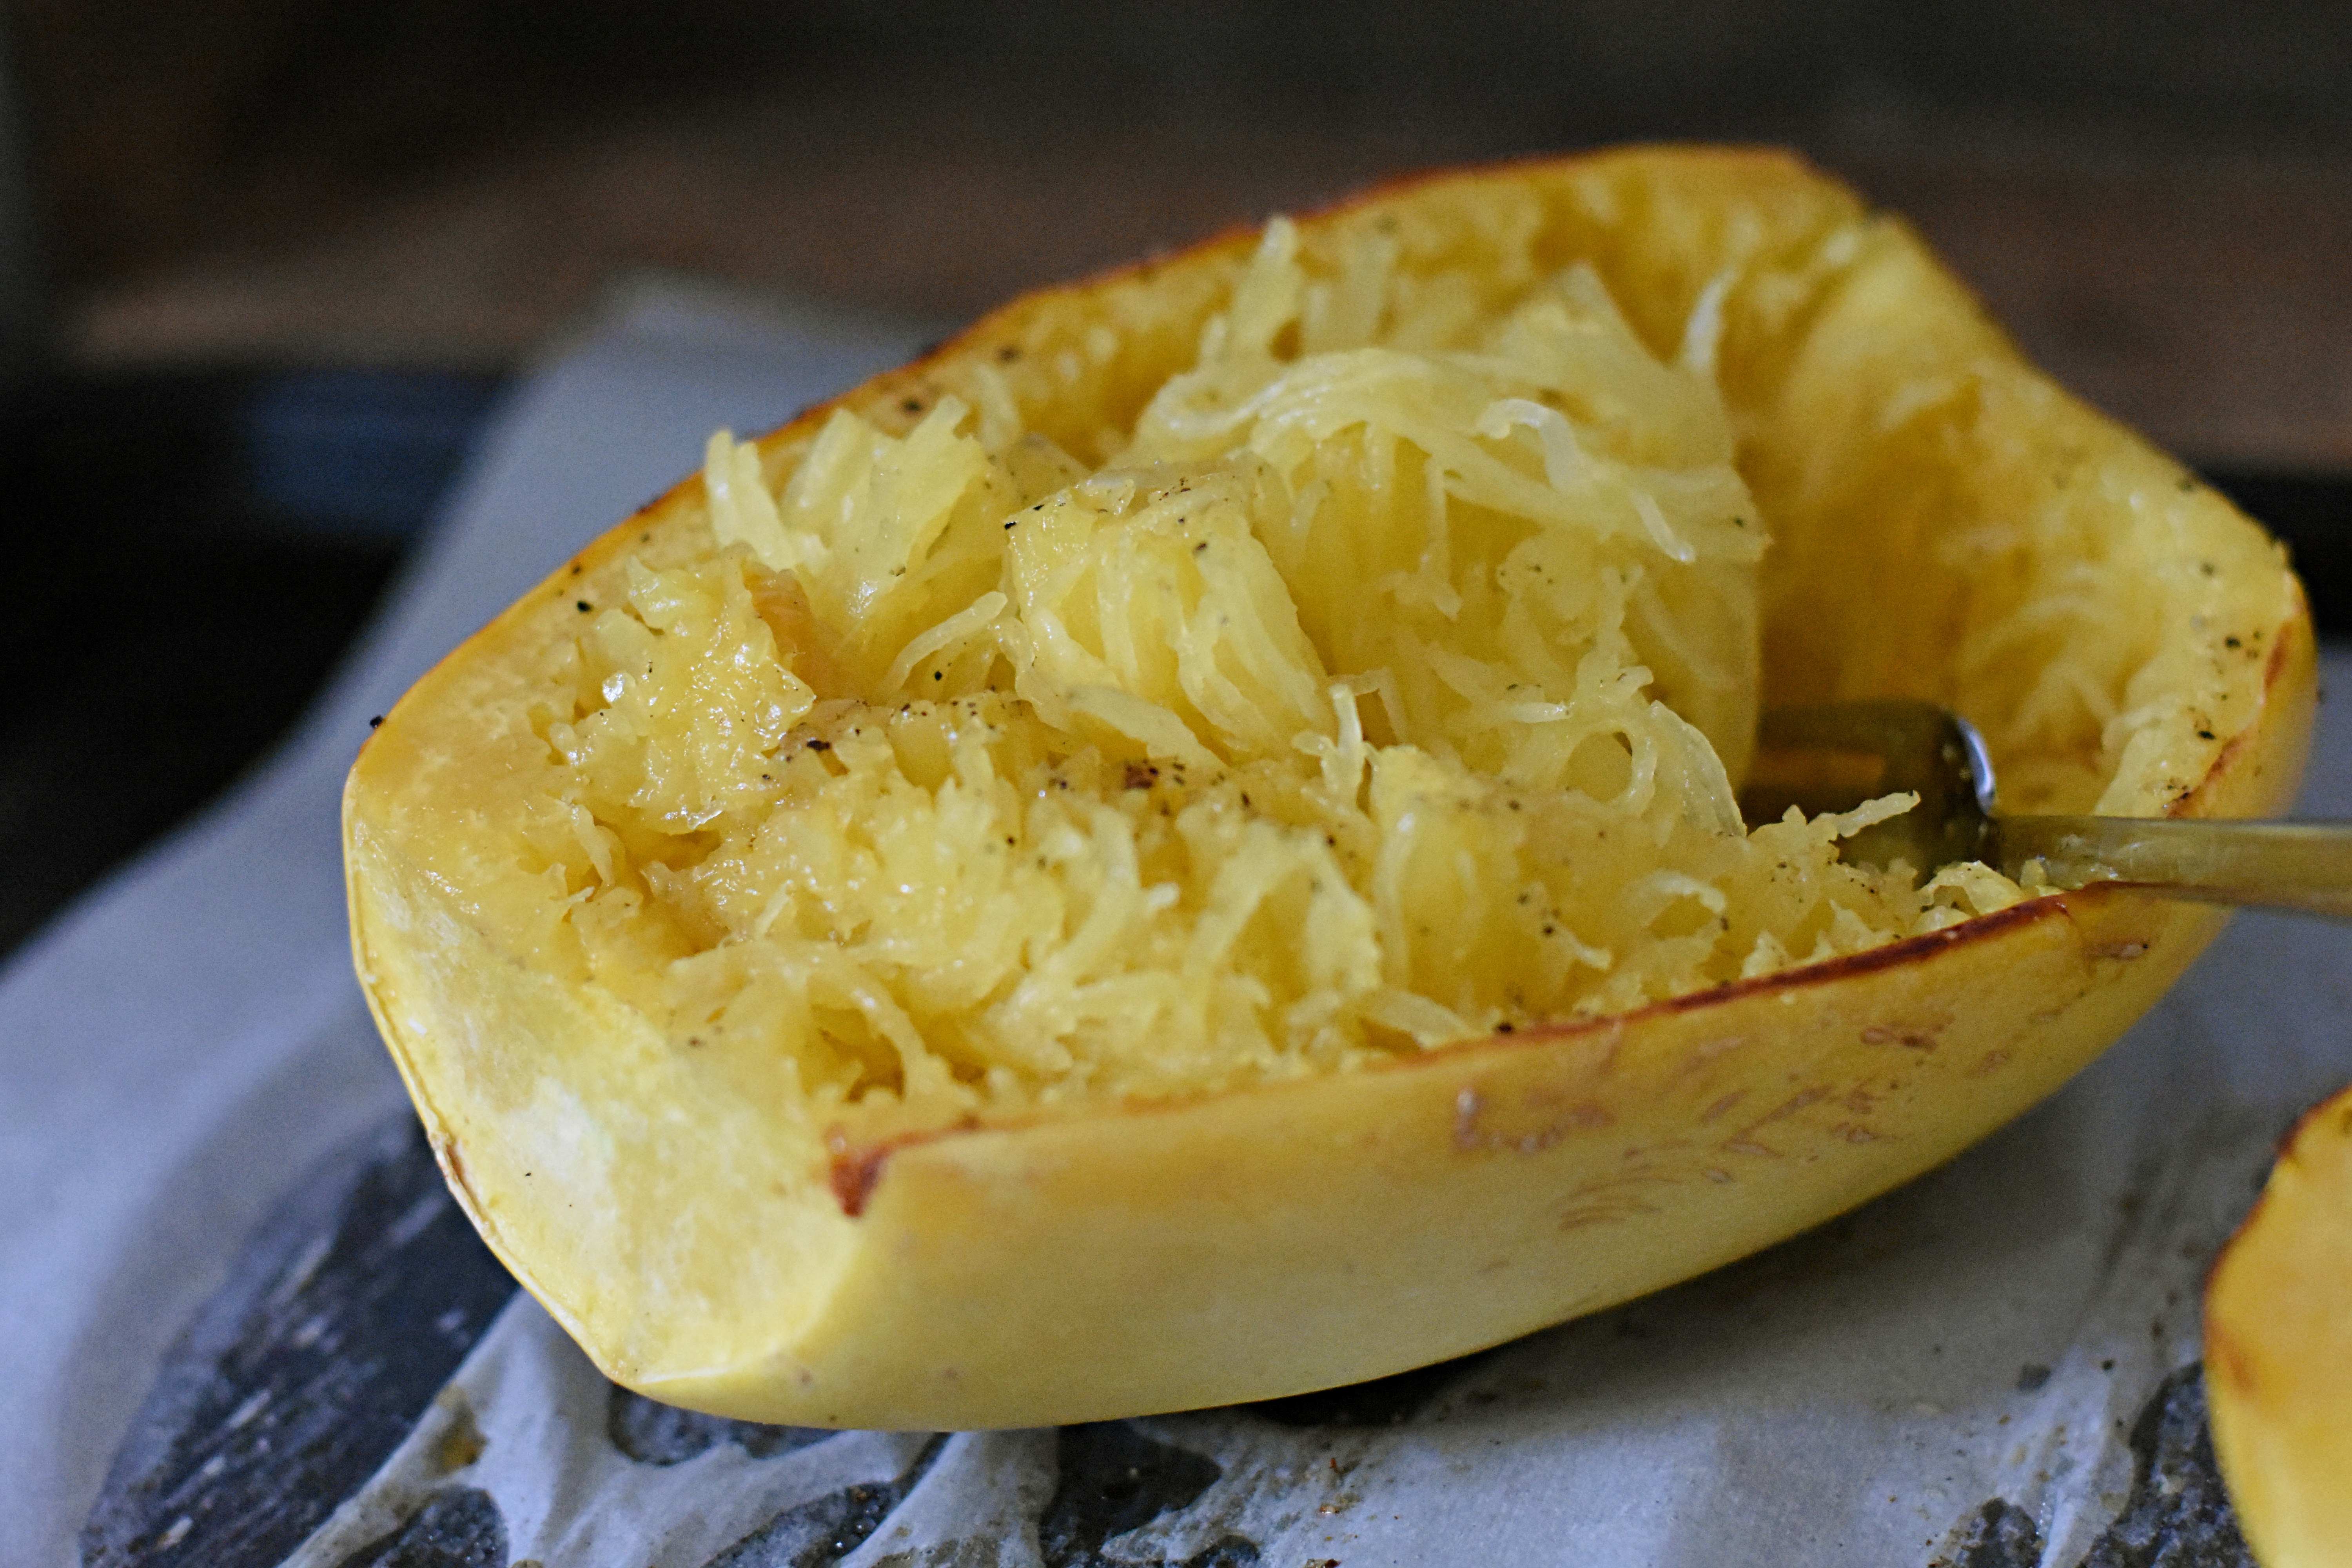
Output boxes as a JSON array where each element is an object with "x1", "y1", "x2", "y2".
[{"x1": 524, "y1": 217, "x2": 2024, "y2": 1117}]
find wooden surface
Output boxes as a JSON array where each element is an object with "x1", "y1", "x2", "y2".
[
  {"x1": 1849, "y1": 142, "x2": 2352, "y2": 472},
  {"x1": 53, "y1": 86, "x2": 2352, "y2": 473}
]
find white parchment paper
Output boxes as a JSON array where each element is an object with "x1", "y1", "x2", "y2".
[
  {"x1": 0, "y1": 280, "x2": 937, "y2": 1568},
  {"x1": 4, "y1": 280, "x2": 2345, "y2": 1568}
]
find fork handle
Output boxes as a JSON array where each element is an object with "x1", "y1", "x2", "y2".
[{"x1": 1994, "y1": 816, "x2": 2352, "y2": 920}]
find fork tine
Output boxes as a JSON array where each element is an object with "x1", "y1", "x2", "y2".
[{"x1": 1742, "y1": 701, "x2": 1998, "y2": 872}]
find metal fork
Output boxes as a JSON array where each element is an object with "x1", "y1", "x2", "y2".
[{"x1": 1739, "y1": 700, "x2": 2352, "y2": 920}]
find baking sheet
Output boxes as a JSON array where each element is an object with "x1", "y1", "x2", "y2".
[{"x1": 5, "y1": 280, "x2": 2344, "y2": 1568}]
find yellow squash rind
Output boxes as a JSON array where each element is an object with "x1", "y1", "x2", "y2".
[{"x1": 2207, "y1": 1082, "x2": 2352, "y2": 1568}]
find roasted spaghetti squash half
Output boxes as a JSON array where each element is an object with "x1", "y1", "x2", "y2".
[{"x1": 345, "y1": 146, "x2": 2312, "y2": 1428}]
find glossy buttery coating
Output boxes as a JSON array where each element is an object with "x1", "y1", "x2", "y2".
[{"x1": 345, "y1": 146, "x2": 2315, "y2": 1428}]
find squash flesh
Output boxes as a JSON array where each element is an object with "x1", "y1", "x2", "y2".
[{"x1": 493, "y1": 206, "x2": 2038, "y2": 1123}]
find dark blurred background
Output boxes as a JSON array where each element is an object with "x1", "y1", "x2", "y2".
[{"x1": 2, "y1": 0, "x2": 2349, "y2": 955}]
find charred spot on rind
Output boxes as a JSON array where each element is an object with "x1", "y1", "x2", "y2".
[
  {"x1": 2203, "y1": 1319, "x2": 2255, "y2": 1397},
  {"x1": 2171, "y1": 586, "x2": 2311, "y2": 818},
  {"x1": 827, "y1": 1142, "x2": 892, "y2": 1218},
  {"x1": 430, "y1": 1131, "x2": 477, "y2": 1213},
  {"x1": 824, "y1": 1122, "x2": 979, "y2": 1217},
  {"x1": 1860, "y1": 1022, "x2": 1945, "y2": 1050}
]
